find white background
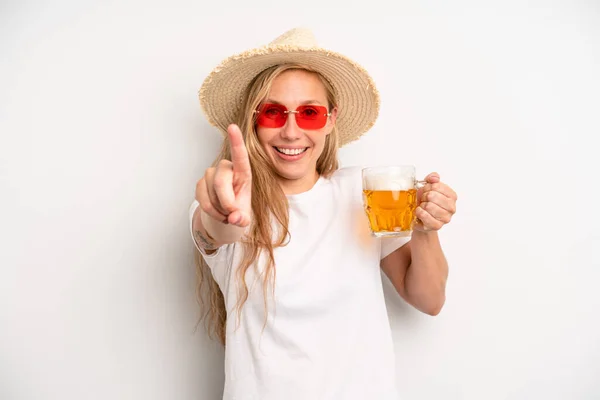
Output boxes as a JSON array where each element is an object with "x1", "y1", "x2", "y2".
[{"x1": 1, "y1": 0, "x2": 599, "y2": 399}]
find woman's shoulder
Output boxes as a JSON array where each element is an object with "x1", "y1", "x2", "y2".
[
  {"x1": 326, "y1": 166, "x2": 365, "y2": 197},
  {"x1": 330, "y1": 166, "x2": 365, "y2": 180},
  {"x1": 329, "y1": 166, "x2": 364, "y2": 185}
]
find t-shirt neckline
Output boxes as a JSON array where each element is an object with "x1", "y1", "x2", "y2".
[{"x1": 286, "y1": 176, "x2": 327, "y2": 204}]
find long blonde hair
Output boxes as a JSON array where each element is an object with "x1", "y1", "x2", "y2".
[{"x1": 195, "y1": 64, "x2": 340, "y2": 346}]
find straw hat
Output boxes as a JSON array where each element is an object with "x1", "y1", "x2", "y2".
[{"x1": 198, "y1": 27, "x2": 380, "y2": 147}]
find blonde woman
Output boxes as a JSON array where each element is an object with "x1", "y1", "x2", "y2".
[{"x1": 189, "y1": 28, "x2": 458, "y2": 400}]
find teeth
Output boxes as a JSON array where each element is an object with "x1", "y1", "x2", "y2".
[{"x1": 276, "y1": 147, "x2": 306, "y2": 155}]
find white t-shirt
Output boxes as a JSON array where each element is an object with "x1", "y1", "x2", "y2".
[{"x1": 189, "y1": 166, "x2": 410, "y2": 400}]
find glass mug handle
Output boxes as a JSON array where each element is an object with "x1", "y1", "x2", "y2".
[{"x1": 414, "y1": 179, "x2": 427, "y2": 225}]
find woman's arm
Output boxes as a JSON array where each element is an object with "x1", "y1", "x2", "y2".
[
  {"x1": 380, "y1": 231, "x2": 448, "y2": 315},
  {"x1": 380, "y1": 172, "x2": 456, "y2": 315},
  {"x1": 191, "y1": 205, "x2": 246, "y2": 254}
]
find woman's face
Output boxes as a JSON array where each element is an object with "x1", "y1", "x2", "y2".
[{"x1": 255, "y1": 69, "x2": 337, "y2": 194}]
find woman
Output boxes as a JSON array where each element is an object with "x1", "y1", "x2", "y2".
[{"x1": 189, "y1": 28, "x2": 457, "y2": 400}]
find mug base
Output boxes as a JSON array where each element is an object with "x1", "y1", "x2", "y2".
[{"x1": 372, "y1": 230, "x2": 412, "y2": 238}]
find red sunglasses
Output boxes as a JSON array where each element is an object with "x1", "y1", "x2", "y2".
[{"x1": 255, "y1": 103, "x2": 331, "y2": 130}]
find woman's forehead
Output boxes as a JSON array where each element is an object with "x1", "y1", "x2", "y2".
[{"x1": 266, "y1": 70, "x2": 328, "y2": 104}]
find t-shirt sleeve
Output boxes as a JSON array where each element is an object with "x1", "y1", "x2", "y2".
[{"x1": 379, "y1": 236, "x2": 411, "y2": 260}]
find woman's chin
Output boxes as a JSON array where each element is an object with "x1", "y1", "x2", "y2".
[
  {"x1": 274, "y1": 164, "x2": 316, "y2": 182},
  {"x1": 275, "y1": 168, "x2": 308, "y2": 181}
]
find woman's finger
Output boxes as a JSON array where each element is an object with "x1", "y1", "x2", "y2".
[
  {"x1": 226, "y1": 209, "x2": 251, "y2": 228},
  {"x1": 213, "y1": 160, "x2": 237, "y2": 213},
  {"x1": 228, "y1": 124, "x2": 252, "y2": 179},
  {"x1": 421, "y1": 190, "x2": 457, "y2": 214},
  {"x1": 197, "y1": 177, "x2": 228, "y2": 223},
  {"x1": 419, "y1": 201, "x2": 453, "y2": 224},
  {"x1": 205, "y1": 168, "x2": 230, "y2": 216},
  {"x1": 415, "y1": 206, "x2": 445, "y2": 231},
  {"x1": 424, "y1": 172, "x2": 440, "y2": 183},
  {"x1": 420, "y1": 182, "x2": 458, "y2": 202}
]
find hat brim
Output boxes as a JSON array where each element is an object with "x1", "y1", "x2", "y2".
[{"x1": 199, "y1": 45, "x2": 380, "y2": 147}]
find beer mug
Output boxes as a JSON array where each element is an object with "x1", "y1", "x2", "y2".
[{"x1": 362, "y1": 166, "x2": 425, "y2": 237}]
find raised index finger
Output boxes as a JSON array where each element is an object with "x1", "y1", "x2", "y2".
[{"x1": 227, "y1": 124, "x2": 251, "y2": 176}]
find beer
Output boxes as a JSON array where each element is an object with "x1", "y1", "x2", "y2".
[
  {"x1": 362, "y1": 166, "x2": 422, "y2": 237},
  {"x1": 363, "y1": 189, "x2": 417, "y2": 235}
]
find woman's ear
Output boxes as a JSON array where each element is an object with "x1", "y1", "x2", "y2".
[{"x1": 326, "y1": 107, "x2": 338, "y2": 135}]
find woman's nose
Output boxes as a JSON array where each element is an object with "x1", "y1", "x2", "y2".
[{"x1": 280, "y1": 113, "x2": 302, "y2": 140}]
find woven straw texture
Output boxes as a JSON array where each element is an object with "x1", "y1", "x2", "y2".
[{"x1": 199, "y1": 28, "x2": 380, "y2": 147}]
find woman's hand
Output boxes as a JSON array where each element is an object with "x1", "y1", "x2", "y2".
[
  {"x1": 196, "y1": 124, "x2": 252, "y2": 228},
  {"x1": 414, "y1": 172, "x2": 457, "y2": 232}
]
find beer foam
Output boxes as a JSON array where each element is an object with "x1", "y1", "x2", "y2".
[{"x1": 364, "y1": 176, "x2": 414, "y2": 191}]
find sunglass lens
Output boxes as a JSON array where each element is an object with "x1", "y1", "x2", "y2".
[
  {"x1": 297, "y1": 105, "x2": 328, "y2": 129},
  {"x1": 257, "y1": 104, "x2": 287, "y2": 128}
]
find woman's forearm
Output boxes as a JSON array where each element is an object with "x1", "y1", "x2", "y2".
[
  {"x1": 404, "y1": 230, "x2": 449, "y2": 315},
  {"x1": 192, "y1": 206, "x2": 246, "y2": 251}
]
